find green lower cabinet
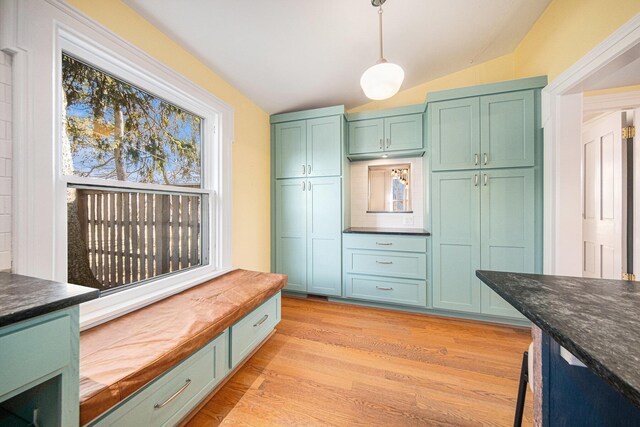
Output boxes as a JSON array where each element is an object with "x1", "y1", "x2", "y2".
[
  {"x1": 345, "y1": 274, "x2": 427, "y2": 307},
  {"x1": 275, "y1": 177, "x2": 342, "y2": 296},
  {"x1": 431, "y1": 171, "x2": 482, "y2": 313},
  {"x1": 275, "y1": 179, "x2": 307, "y2": 292},
  {"x1": 306, "y1": 177, "x2": 342, "y2": 296},
  {"x1": 432, "y1": 169, "x2": 535, "y2": 319},
  {"x1": 479, "y1": 169, "x2": 534, "y2": 319}
]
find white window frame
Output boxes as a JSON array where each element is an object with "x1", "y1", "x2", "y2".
[{"x1": 3, "y1": 0, "x2": 233, "y2": 329}]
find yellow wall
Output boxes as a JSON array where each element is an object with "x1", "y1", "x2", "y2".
[
  {"x1": 514, "y1": 0, "x2": 640, "y2": 81},
  {"x1": 67, "y1": 0, "x2": 271, "y2": 272},
  {"x1": 351, "y1": 0, "x2": 640, "y2": 113}
]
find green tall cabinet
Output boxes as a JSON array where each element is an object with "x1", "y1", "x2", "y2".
[
  {"x1": 429, "y1": 77, "x2": 545, "y2": 320},
  {"x1": 271, "y1": 107, "x2": 346, "y2": 297}
]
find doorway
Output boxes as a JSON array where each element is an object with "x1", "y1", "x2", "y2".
[
  {"x1": 542, "y1": 14, "x2": 640, "y2": 277},
  {"x1": 581, "y1": 102, "x2": 639, "y2": 279}
]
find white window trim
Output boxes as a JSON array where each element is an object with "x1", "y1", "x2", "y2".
[{"x1": 1, "y1": 0, "x2": 234, "y2": 330}]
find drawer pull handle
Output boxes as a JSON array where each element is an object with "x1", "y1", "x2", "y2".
[
  {"x1": 375, "y1": 242, "x2": 392, "y2": 246},
  {"x1": 376, "y1": 261, "x2": 393, "y2": 265},
  {"x1": 376, "y1": 286, "x2": 394, "y2": 291},
  {"x1": 154, "y1": 379, "x2": 191, "y2": 409},
  {"x1": 254, "y1": 314, "x2": 269, "y2": 327}
]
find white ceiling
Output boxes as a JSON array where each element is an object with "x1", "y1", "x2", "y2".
[{"x1": 124, "y1": 0, "x2": 552, "y2": 114}]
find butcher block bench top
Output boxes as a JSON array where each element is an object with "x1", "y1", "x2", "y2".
[{"x1": 79, "y1": 269, "x2": 287, "y2": 425}]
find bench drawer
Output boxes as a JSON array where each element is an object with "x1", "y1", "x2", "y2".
[
  {"x1": 343, "y1": 233, "x2": 426, "y2": 253},
  {"x1": 344, "y1": 250, "x2": 426, "y2": 280},
  {"x1": 345, "y1": 274, "x2": 427, "y2": 307},
  {"x1": 92, "y1": 331, "x2": 228, "y2": 427},
  {"x1": 230, "y1": 292, "x2": 281, "y2": 369}
]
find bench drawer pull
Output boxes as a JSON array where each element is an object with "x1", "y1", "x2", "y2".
[
  {"x1": 253, "y1": 314, "x2": 269, "y2": 328},
  {"x1": 376, "y1": 286, "x2": 394, "y2": 291},
  {"x1": 375, "y1": 242, "x2": 392, "y2": 246},
  {"x1": 154, "y1": 378, "x2": 191, "y2": 409},
  {"x1": 376, "y1": 261, "x2": 393, "y2": 265}
]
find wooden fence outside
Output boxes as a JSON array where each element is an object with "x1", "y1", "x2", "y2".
[{"x1": 76, "y1": 189, "x2": 201, "y2": 289}]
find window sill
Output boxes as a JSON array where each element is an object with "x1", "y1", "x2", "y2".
[{"x1": 79, "y1": 266, "x2": 233, "y2": 331}]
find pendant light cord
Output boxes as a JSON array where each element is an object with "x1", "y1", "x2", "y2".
[{"x1": 378, "y1": 6, "x2": 384, "y2": 61}]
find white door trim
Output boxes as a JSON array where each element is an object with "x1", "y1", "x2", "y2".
[{"x1": 542, "y1": 13, "x2": 640, "y2": 275}]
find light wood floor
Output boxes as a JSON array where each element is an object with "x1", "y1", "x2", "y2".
[{"x1": 187, "y1": 296, "x2": 533, "y2": 426}]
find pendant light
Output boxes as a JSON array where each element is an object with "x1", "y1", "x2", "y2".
[{"x1": 360, "y1": 0, "x2": 404, "y2": 100}]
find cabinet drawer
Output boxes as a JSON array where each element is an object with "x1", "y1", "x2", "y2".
[
  {"x1": 230, "y1": 292, "x2": 281, "y2": 369},
  {"x1": 0, "y1": 314, "x2": 70, "y2": 397},
  {"x1": 343, "y1": 233, "x2": 426, "y2": 253},
  {"x1": 93, "y1": 332, "x2": 227, "y2": 427},
  {"x1": 345, "y1": 250, "x2": 426, "y2": 280},
  {"x1": 345, "y1": 274, "x2": 427, "y2": 307}
]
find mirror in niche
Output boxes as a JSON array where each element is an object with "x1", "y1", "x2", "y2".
[{"x1": 367, "y1": 163, "x2": 412, "y2": 213}]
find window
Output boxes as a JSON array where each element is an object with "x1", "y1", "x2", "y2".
[{"x1": 63, "y1": 53, "x2": 210, "y2": 294}]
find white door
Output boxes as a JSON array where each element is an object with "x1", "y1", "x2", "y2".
[{"x1": 582, "y1": 111, "x2": 626, "y2": 279}]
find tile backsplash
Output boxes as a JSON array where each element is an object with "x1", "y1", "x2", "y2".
[{"x1": 350, "y1": 157, "x2": 424, "y2": 229}]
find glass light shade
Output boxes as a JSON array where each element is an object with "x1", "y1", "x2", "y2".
[{"x1": 360, "y1": 61, "x2": 405, "y2": 100}]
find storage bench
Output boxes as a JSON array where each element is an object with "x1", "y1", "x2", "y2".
[{"x1": 79, "y1": 269, "x2": 286, "y2": 426}]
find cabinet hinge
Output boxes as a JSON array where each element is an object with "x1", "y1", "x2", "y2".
[
  {"x1": 622, "y1": 272, "x2": 636, "y2": 281},
  {"x1": 622, "y1": 126, "x2": 635, "y2": 139}
]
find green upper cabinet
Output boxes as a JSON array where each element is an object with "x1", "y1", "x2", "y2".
[
  {"x1": 274, "y1": 115, "x2": 342, "y2": 179},
  {"x1": 348, "y1": 119, "x2": 384, "y2": 154},
  {"x1": 348, "y1": 114, "x2": 423, "y2": 156},
  {"x1": 274, "y1": 121, "x2": 307, "y2": 179},
  {"x1": 384, "y1": 114, "x2": 423, "y2": 152},
  {"x1": 307, "y1": 116, "x2": 342, "y2": 177},
  {"x1": 479, "y1": 169, "x2": 534, "y2": 319},
  {"x1": 481, "y1": 90, "x2": 535, "y2": 169},
  {"x1": 431, "y1": 170, "x2": 482, "y2": 313},
  {"x1": 430, "y1": 98, "x2": 480, "y2": 171},
  {"x1": 430, "y1": 90, "x2": 535, "y2": 171}
]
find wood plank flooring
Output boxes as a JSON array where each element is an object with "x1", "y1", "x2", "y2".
[{"x1": 187, "y1": 296, "x2": 533, "y2": 426}]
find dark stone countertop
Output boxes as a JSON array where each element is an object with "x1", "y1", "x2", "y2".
[
  {"x1": 0, "y1": 273, "x2": 99, "y2": 328},
  {"x1": 476, "y1": 270, "x2": 640, "y2": 409},
  {"x1": 343, "y1": 227, "x2": 430, "y2": 236}
]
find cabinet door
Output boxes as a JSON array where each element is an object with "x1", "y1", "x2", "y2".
[
  {"x1": 480, "y1": 90, "x2": 535, "y2": 168},
  {"x1": 274, "y1": 121, "x2": 306, "y2": 178},
  {"x1": 348, "y1": 119, "x2": 384, "y2": 155},
  {"x1": 275, "y1": 179, "x2": 307, "y2": 292},
  {"x1": 432, "y1": 171, "x2": 481, "y2": 313},
  {"x1": 306, "y1": 177, "x2": 342, "y2": 296},
  {"x1": 430, "y1": 98, "x2": 480, "y2": 171},
  {"x1": 307, "y1": 116, "x2": 341, "y2": 177},
  {"x1": 384, "y1": 114, "x2": 423, "y2": 152},
  {"x1": 480, "y1": 169, "x2": 534, "y2": 318}
]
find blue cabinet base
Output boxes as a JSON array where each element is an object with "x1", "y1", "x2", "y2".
[{"x1": 542, "y1": 332, "x2": 640, "y2": 426}]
